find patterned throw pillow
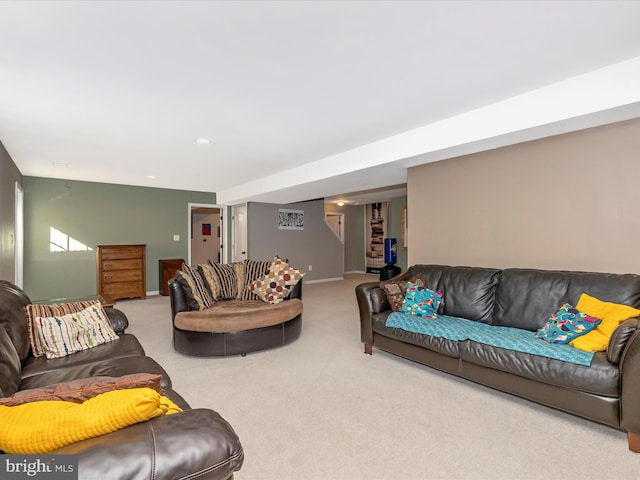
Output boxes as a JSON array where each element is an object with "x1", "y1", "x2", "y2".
[
  {"x1": 250, "y1": 256, "x2": 304, "y2": 304},
  {"x1": 34, "y1": 304, "x2": 119, "y2": 359},
  {"x1": 401, "y1": 283, "x2": 443, "y2": 318},
  {"x1": 207, "y1": 261, "x2": 242, "y2": 300},
  {"x1": 380, "y1": 275, "x2": 427, "y2": 312},
  {"x1": 26, "y1": 300, "x2": 101, "y2": 357},
  {"x1": 198, "y1": 263, "x2": 222, "y2": 300},
  {"x1": 536, "y1": 303, "x2": 602, "y2": 344},
  {"x1": 240, "y1": 259, "x2": 272, "y2": 300},
  {"x1": 178, "y1": 265, "x2": 213, "y2": 310}
]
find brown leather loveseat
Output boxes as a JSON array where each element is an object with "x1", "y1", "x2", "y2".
[
  {"x1": 356, "y1": 265, "x2": 640, "y2": 452},
  {"x1": 0, "y1": 280, "x2": 244, "y2": 479}
]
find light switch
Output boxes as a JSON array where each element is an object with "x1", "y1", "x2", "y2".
[{"x1": 173, "y1": 234, "x2": 180, "y2": 241}]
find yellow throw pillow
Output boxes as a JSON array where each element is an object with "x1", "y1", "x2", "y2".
[
  {"x1": 570, "y1": 293, "x2": 640, "y2": 352},
  {"x1": 0, "y1": 388, "x2": 181, "y2": 454}
]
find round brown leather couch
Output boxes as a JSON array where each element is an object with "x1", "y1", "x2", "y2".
[{"x1": 168, "y1": 279, "x2": 302, "y2": 357}]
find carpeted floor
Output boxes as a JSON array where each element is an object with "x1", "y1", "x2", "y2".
[{"x1": 117, "y1": 274, "x2": 640, "y2": 480}]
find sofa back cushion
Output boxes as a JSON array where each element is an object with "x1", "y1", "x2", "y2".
[
  {"x1": 405, "y1": 265, "x2": 500, "y2": 323},
  {"x1": 0, "y1": 280, "x2": 32, "y2": 364},
  {"x1": 493, "y1": 269, "x2": 640, "y2": 331},
  {"x1": 0, "y1": 326, "x2": 22, "y2": 397}
]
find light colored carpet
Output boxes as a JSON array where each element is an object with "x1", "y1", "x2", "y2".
[{"x1": 118, "y1": 274, "x2": 640, "y2": 480}]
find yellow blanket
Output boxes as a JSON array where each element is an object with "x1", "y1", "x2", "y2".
[{"x1": 0, "y1": 387, "x2": 181, "y2": 454}]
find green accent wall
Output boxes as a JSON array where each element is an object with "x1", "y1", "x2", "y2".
[{"x1": 23, "y1": 177, "x2": 215, "y2": 300}]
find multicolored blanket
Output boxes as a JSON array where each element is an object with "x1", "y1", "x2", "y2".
[{"x1": 386, "y1": 312, "x2": 596, "y2": 366}]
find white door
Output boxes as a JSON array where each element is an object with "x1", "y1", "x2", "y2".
[{"x1": 232, "y1": 204, "x2": 247, "y2": 262}]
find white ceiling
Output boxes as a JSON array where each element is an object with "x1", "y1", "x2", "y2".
[{"x1": 2, "y1": 1, "x2": 640, "y2": 206}]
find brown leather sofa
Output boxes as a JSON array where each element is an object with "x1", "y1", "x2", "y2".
[
  {"x1": 356, "y1": 265, "x2": 640, "y2": 452},
  {"x1": 0, "y1": 280, "x2": 244, "y2": 479},
  {"x1": 169, "y1": 279, "x2": 302, "y2": 357}
]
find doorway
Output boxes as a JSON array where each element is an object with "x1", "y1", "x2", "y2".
[
  {"x1": 232, "y1": 204, "x2": 247, "y2": 262},
  {"x1": 14, "y1": 182, "x2": 24, "y2": 288},
  {"x1": 325, "y1": 212, "x2": 345, "y2": 243},
  {"x1": 188, "y1": 203, "x2": 226, "y2": 265}
]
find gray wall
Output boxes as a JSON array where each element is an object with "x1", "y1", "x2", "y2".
[
  {"x1": 247, "y1": 199, "x2": 343, "y2": 281},
  {"x1": 324, "y1": 202, "x2": 366, "y2": 273},
  {"x1": 0, "y1": 142, "x2": 22, "y2": 282},
  {"x1": 23, "y1": 177, "x2": 216, "y2": 300},
  {"x1": 408, "y1": 117, "x2": 640, "y2": 274}
]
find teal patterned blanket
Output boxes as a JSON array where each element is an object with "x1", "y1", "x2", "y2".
[{"x1": 386, "y1": 312, "x2": 595, "y2": 366}]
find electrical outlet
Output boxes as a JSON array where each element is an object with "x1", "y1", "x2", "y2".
[
  {"x1": 308, "y1": 265, "x2": 313, "y2": 271},
  {"x1": 173, "y1": 234, "x2": 180, "y2": 241}
]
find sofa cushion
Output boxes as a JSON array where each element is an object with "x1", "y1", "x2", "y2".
[
  {"x1": 26, "y1": 300, "x2": 100, "y2": 357},
  {"x1": 240, "y1": 259, "x2": 271, "y2": 301},
  {"x1": 33, "y1": 304, "x2": 119, "y2": 359},
  {"x1": 20, "y1": 355, "x2": 173, "y2": 391},
  {"x1": 0, "y1": 280, "x2": 32, "y2": 363},
  {"x1": 380, "y1": 275, "x2": 426, "y2": 312},
  {"x1": 0, "y1": 326, "x2": 21, "y2": 397},
  {"x1": 0, "y1": 387, "x2": 180, "y2": 454},
  {"x1": 493, "y1": 268, "x2": 640, "y2": 331},
  {"x1": 180, "y1": 265, "x2": 214, "y2": 309},
  {"x1": 207, "y1": 262, "x2": 242, "y2": 300},
  {"x1": 460, "y1": 342, "x2": 619, "y2": 397},
  {"x1": 174, "y1": 298, "x2": 303, "y2": 333},
  {"x1": 535, "y1": 304, "x2": 601, "y2": 344},
  {"x1": 0, "y1": 373, "x2": 164, "y2": 406},
  {"x1": 20, "y1": 333, "x2": 146, "y2": 380},
  {"x1": 570, "y1": 293, "x2": 640, "y2": 352},
  {"x1": 372, "y1": 312, "x2": 460, "y2": 358},
  {"x1": 406, "y1": 265, "x2": 499, "y2": 323}
]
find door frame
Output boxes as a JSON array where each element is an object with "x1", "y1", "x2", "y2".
[
  {"x1": 188, "y1": 203, "x2": 228, "y2": 265},
  {"x1": 14, "y1": 182, "x2": 24, "y2": 287}
]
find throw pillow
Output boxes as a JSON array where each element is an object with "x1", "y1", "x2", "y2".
[
  {"x1": 181, "y1": 264, "x2": 214, "y2": 308},
  {"x1": 535, "y1": 303, "x2": 602, "y2": 344},
  {"x1": 240, "y1": 259, "x2": 272, "y2": 300},
  {"x1": 380, "y1": 275, "x2": 427, "y2": 312},
  {"x1": 0, "y1": 373, "x2": 164, "y2": 407},
  {"x1": 34, "y1": 303, "x2": 119, "y2": 359},
  {"x1": 175, "y1": 271, "x2": 208, "y2": 310},
  {"x1": 250, "y1": 256, "x2": 305, "y2": 304},
  {"x1": 0, "y1": 387, "x2": 181, "y2": 454},
  {"x1": 401, "y1": 283, "x2": 443, "y2": 318},
  {"x1": 26, "y1": 300, "x2": 100, "y2": 357},
  {"x1": 208, "y1": 261, "x2": 241, "y2": 300},
  {"x1": 570, "y1": 293, "x2": 640, "y2": 352},
  {"x1": 198, "y1": 263, "x2": 222, "y2": 300}
]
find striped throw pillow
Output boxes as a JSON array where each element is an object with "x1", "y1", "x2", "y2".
[
  {"x1": 240, "y1": 259, "x2": 271, "y2": 300},
  {"x1": 34, "y1": 304, "x2": 118, "y2": 359},
  {"x1": 26, "y1": 300, "x2": 100, "y2": 357},
  {"x1": 208, "y1": 262, "x2": 241, "y2": 300},
  {"x1": 176, "y1": 268, "x2": 213, "y2": 310}
]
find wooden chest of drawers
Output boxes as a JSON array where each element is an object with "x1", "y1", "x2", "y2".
[{"x1": 97, "y1": 244, "x2": 146, "y2": 300}]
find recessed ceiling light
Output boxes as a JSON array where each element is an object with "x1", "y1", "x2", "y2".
[
  {"x1": 337, "y1": 201, "x2": 345, "y2": 206},
  {"x1": 194, "y1": 138, "x2": 211, "y2": 144},
  {"x1": 147, "y1": 175, "x2": 157, "y2": 179}
]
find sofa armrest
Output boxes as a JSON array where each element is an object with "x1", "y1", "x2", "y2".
[
  {"x1": 104, "y1": 308, "x2": 129, "y2": 334},
  {"x1": 620, "y1": 328, "x2": 640, "y2": 427},
  {"x1": 54, "y1": 408, "x2": 244, "y2": 480},
  {"x1": 169, "y1": 278, "x2": 190, "y2": 319},
  {"x1": 355, "y1": 282, "x2": 390, "y2": 345},
  {"x1": 287, "y1": 279, "x2": 302, "y2": 301}
]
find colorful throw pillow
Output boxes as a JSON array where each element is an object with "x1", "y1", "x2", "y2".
[
  {"x1": 401, "y1": 283, "x2": 443, "y2": 318},
  {"x1": 0, "y1": 387, "x2": 181, "y2": 454},
  {"x1": 26, "y1": 300, "x2": 101, "y2": 357},
  {"x1": 34, "y1": 304, "x2": 118, "y2": 359},
  {"x1": 250, "y1": 256, "x2": 305, "y2": 304},
  {"x1": 570, "y1": 293, "x2": 640, "y2": 352},
  {"x1": 535, "y1": 304, "x2": 601, "y2": 344},
  {"x1": 240, "y1": 259, "x2": 272, "y2": 300},
  {"x1": 380, "y1": 275, "x2": 426, "y2": 312},
  {"x1": 0, "y1": 373, "x2": 164, "y2": 407},
  {"x1": 181, "y1": 264, "x2": 214, "y2": 308}
]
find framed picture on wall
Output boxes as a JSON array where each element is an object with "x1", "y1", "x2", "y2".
[
  {"x1": 202, "y1": 223, "x2": 211, "y2": 236},
  {"x1": 278, "y1": 209, "x2": 304, "y2": 230}
]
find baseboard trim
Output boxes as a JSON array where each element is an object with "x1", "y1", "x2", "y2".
[
  {"x1": 343, "y1": 270, "x2": 368, "y2": 274},
  {"x1": 305, "y1": 277, "x2": 344, "y2": 284}
]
